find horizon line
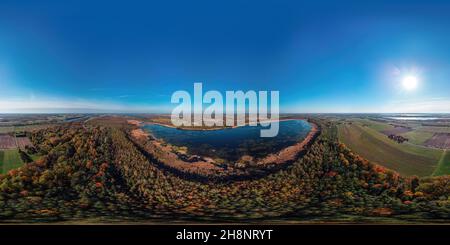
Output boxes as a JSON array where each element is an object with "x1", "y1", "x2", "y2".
[{"x1": 1, "y1": 111, "x2": 450, "y2": 115}]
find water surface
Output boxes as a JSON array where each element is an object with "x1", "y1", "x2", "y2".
[{"x1": 143, "y1": 119, "x2": 312, "y2": 161}]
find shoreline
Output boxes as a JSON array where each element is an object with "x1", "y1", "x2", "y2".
[
  {"x1": 129, "y1": 118, "x2": 319, "y2": 177},
  {"x1": 257, "y1": 122, "x2": 318, "y2": 165}
]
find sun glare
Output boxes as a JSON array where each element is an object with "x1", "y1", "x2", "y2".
[{"x1": 402, "y1": 75, "x2": 418, "y2": 90}]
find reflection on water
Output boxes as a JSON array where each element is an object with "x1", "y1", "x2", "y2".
[{"x1": 143, "y1": 119, "x2": 311, "y2": 161}]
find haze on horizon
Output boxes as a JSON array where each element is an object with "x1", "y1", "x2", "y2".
[{"x1": 1, "y1": 0, "x2": 450, "y2": 114}]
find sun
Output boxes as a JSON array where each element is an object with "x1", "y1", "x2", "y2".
[{"x1": 402, "y1": 75, "x2": 418, "y2": 90}]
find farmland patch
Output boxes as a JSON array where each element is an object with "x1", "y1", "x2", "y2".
[
  {"x1": 16, "y1": 137, "x2": 33, "y2": 149},
  {"x1": 424, "y1": 133, "x2": 450, "y2": 149},
  {"x1": 381, "y1": 126, "x2": 413, "y2": 136},
  {"x1": 0, "y1": 134, "x2": 16, "y2": 149}
]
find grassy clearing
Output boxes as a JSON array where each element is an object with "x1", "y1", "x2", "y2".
[
  {"x1": 338, "y1": 122, "x2": 442, "y2": 177},
  {"x1": 30, "y1": 154, "x2": 41, "y2": 161},
  {"x1": 0, "y1": 149, "x2": 24, "y2": 174},
  {"x1": 432, "y1": 150, "x2": 450, "y2": 176}
]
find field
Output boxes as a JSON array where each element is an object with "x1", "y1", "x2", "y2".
[
  {"x1": 16, "y1": 137, "x2": 33, "y2": 149},
  {"x1": 433, "y1": 150, "x2": 450, "y2": 176},
  {"x1": 348, "y1": 118, "x2": 450, "y2": 147},
  {"x1": 381, "y1": 126, "x2": 413, "y2": 135},
  {"x1": 420, "y1": 125, "x2": 450, "y2": 133},
  {"x1": 338, "y1": 122, "x2": 443, "y2": 176},
  {"x1": 0, "y1": 134, "x2": 16, "y2": 149},
  {"x1": 401, "y1": 130, "x2": 435, "y2": 145},
  {"x1": 0, "y1": 134, "x2": 33, "y2": 150},
  {"x1": 350, "y1": 118, "x2": 394, "y2": 131},
  {"x1": 0, "y1": 133, "x2": 33, "y2": 174},
  {"x1": 0, "y1": 124, "x2": 56, "y2": 134},
  {"x1": 425, "y1": 133, "x2": 450, "y2": 149},
  {"x1": 0, "y1": 149, "x2": 24, "y2": 174}
]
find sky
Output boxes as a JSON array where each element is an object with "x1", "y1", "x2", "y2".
[{"x1": 1, "y1": 0, "x2": 450, "y2": 113}]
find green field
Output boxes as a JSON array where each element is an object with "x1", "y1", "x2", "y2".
[
  {"x1": 338, "y1": 122, "x2": 443, "y2": 177},
  {"x1": 432, "y1": 150, "x2": 450, "y2": 176},
  {"x1": 350, "y1": 118, "x2": 394, "y2": 132},
  {"x1": 352, "y1": 119, "x2": 447, "y2": 146},
  {"x1": 401, "y1": 130, "x2": 435, "y2": 145},
  {"x1": 0, "y1": 149, "x2": 24, "y2": 174}
]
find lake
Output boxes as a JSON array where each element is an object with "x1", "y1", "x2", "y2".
[{"x1": 143, "y1": 119, "x2": 312, "y2": 161}]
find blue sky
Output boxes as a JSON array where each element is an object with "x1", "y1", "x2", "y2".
[{"x1": 1, "y1": 0, "x2": 450, "y2": 113}]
